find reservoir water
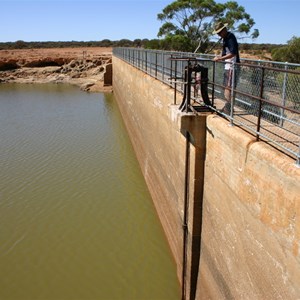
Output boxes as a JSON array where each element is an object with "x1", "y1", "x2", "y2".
[{"x1": 0, "y1": 84, "x2": 180, "y2": 300}]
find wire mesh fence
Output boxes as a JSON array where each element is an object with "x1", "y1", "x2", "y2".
[{"x1": 113, "y1": 47, "x2": 300, "y2": 166}]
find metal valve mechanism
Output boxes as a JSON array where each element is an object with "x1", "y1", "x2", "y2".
[{"x1": 178, "y1": 60, "x2": 211, "y2": 112}]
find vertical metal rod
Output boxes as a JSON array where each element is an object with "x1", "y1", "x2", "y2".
[
  {"x1": 150, "y1": 52, "x2": 152, "y2": 76},
  {"x1": 162, "y1": 53, "x2": 165, "y2": 82},
  {"x1": 256, "y1": 66, "x2": 265, "y2": 140},
  {"x1": 152, "y1": 52, "x2": 154, "y2": 77},
  {"x1": 155, "y1": 52, "x2": 158, "y2": 79},
  {"x1": 182, "y1": 131, "x2": 190, "y2": 300},
  {"x1": 186, "y1": 61, "x2": 192, "y2": 113},
  {"x1": 280, "y1": 62, "x2": 288, "y2": 127},
  {"x1": 230, "y1": 63, "x2": 236, "y2": 125},
  {"x1": 212, "y1": 61, "x2": 216, "y2": 107},
  {"x1": 145, "y1": 51, "x2": 147, "y2": 73},
  {"x1": 174, "y1": 59, "x2": 178, "y2": 105},
  {"x1": 133, "y1": 50, "x2": 135, "y2": 67},
  {"x1": 170, "y1": 54, "x2": 173, "y2": 88},
  {"x1": 296, "y1": 144, "x2": 300, "y2": 167}
]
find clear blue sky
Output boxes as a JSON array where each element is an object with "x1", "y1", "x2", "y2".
[{"x1": 0, "y1": 0, "x2": 299, "y2": 45}]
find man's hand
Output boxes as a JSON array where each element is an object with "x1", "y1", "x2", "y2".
[{"x1": 213, "y1": 56, "x2": 222, "y2": 62}]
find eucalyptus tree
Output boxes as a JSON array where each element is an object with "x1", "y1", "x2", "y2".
[
  {"x1": 157, "y1": 0, "x2": 259, "y2": 53},
  {"x1": 272, "y1": 36, "x2": 300, "y2": 64}
]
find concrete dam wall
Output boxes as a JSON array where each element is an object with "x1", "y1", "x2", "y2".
[{"x1": 112, "y1": 56, "x2": 300, "y2": 300}]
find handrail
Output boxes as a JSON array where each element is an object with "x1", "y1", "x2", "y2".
[{"x1": 113, "y1": 47, "x2": 300, "y2": 166}]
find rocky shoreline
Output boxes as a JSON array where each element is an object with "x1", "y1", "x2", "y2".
[{"x1": 0, "y1": 48, "x2": 113, "y2": 93}]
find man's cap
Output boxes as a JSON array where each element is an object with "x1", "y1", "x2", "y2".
[{"x1": 213, "y1": 22, "x2": 228, "y2": 34}]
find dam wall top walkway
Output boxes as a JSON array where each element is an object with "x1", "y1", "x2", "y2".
[{"x1": 113, "y1": 47, "x2": 300, "y2": 166}]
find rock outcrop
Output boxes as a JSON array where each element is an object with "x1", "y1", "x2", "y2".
[{"x1": 0, "y1": 48, "x2": 113, "y2": 92}]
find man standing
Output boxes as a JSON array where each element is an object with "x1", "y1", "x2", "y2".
[{"x1": 213, "y1": 22, "x2": 240, "y2": 113}]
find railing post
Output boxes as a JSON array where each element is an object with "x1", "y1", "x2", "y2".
[
  {"x1": 256, "y1": 66, "x2": 265, "y2": 140},
  {"x1": 133, "y1": 49, "x2": 135, "y2": 67},
  {"x1": 297, "y1": 145, "x2": 300, "y2": 167},
  {"x1": 280, "y1": 62, "x2": 288, "y2": 127},
  {"x1": 185, "y1": 61, "x2": 192, "y2": 113},
  {"x1": 174, "y1": 58, "x2": 178, "y2": 105},
  {"x1": 212, "y1": 61, "x2": 216, "y2": 108},
  {"x1": 162, "y1": 52, "x2": 165, "y2": 82},
  {"x1": 229, "y1": 62, "x2": 236, "y2": 125},
  {"x1": 170, "y1": 53, "x2": 173, "y2": 87},
  {"x1": 155, "y1": 52, "x2": 158, "y2": 79},
  {"x1": 145, "y1": 51, "x2": 148, "y2": 73}
]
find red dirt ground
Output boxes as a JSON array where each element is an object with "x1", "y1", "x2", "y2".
[{"x1": 0, "y1": 47, "x2": 113, "y2": 62}]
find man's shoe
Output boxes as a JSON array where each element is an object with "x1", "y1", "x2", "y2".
[{"x1": 220, "y1": 103, "x2": 231, "y2": 114}]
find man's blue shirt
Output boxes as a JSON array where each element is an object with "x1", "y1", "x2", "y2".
[{"x1": 222, "y1": 32, "x2": 240, "y2": 63}]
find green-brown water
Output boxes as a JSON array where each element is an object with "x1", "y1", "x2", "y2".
[{"x1": 0, "y1": 83, "x2": 180, "y2": 300}]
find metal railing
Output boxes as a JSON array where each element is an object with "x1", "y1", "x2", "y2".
[{"x1": 113, "y1": 47, "x2": 300, "y2": 166}]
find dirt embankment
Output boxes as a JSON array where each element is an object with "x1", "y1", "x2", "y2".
[{"x1": 0, "y1": 47, "x2": 113, "y2": 92}]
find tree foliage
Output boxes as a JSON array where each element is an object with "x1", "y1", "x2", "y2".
[
  {"x1": 157, "y1": 0, "x2": 259, "y2": 53},
  {"x1": 0, "y1": 39, "x2": 147, "y2": 50},
  {"x1": 271, "y1": 36, "x2": 300, "y2": 64}
]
